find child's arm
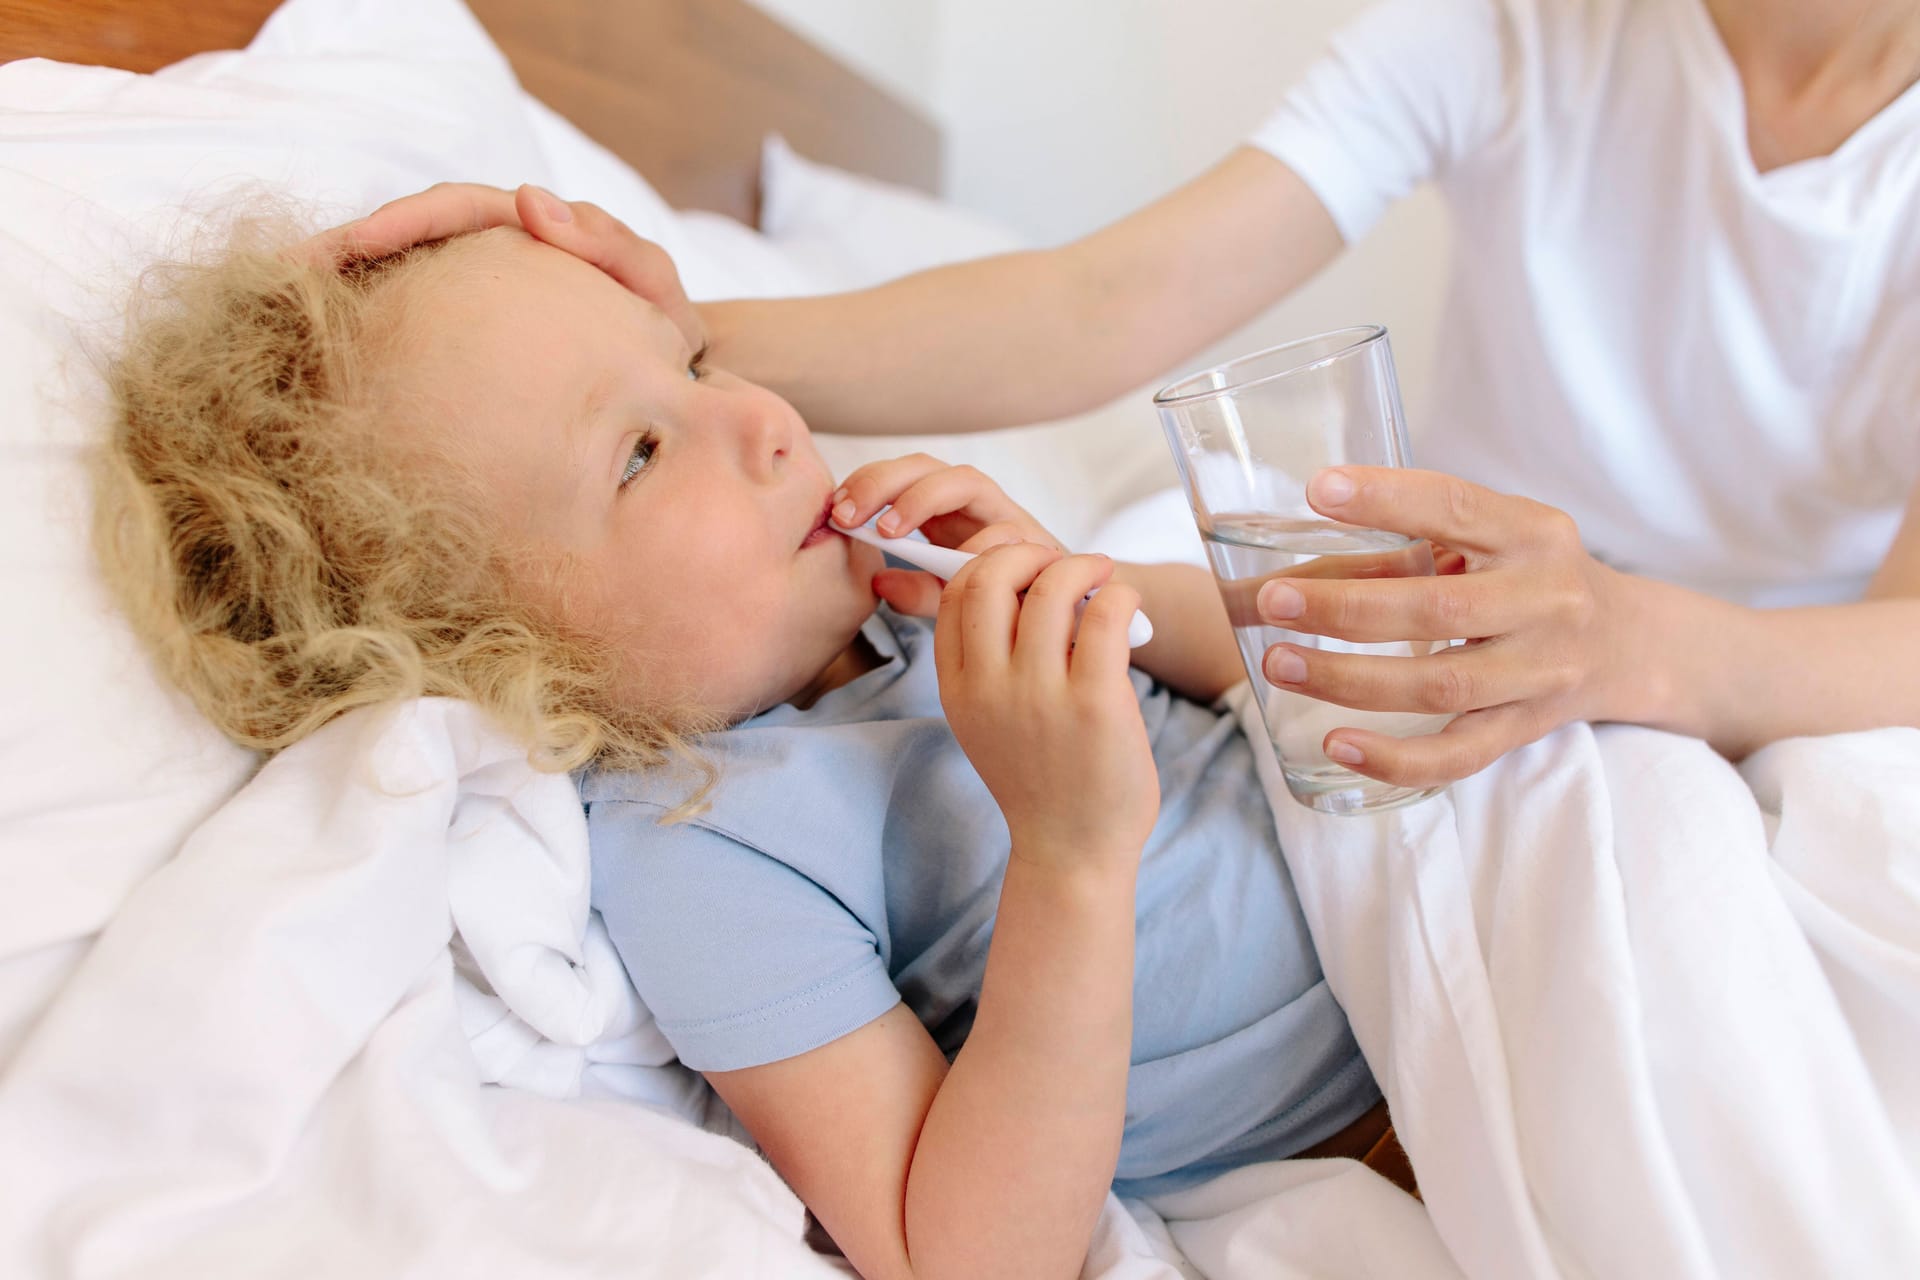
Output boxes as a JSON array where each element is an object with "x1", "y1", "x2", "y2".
[{"x1": 708, "y1": 545, "x2": 1156, "y2": 1280}]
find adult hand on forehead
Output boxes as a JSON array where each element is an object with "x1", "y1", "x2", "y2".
[
  {"x1": 305, "y1": 182, "x2": 706, "y2": 352},
  {"x1": 1256, "y1": 466, "x2": 1644, "y2": 789}
]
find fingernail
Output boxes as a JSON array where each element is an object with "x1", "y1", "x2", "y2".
[
  {"x1": 1326, "y1": 741, "x2": 1366, "y2": 765},
  {"x1": 530, "y1": 184, "x2": 573, "y2": 223},
  {"x1": 831, "y1": 486, "x2": 849, "y2": 505},
  {"x1": 832, "y1": 499, "x2": 856, "y2": 527},
  {"x1": 1267, "y1": 649, "x2": 1307, "y2": 684},
  {"x1": 877, "y1": 512, "x2": 901, "y2": 535},
  {"x1": 1259, "y1": 581, "x2": 1305, "y2": 620},
  {"x1": 1311, "y1": 470, "x2": 1356, "y2": 506}
]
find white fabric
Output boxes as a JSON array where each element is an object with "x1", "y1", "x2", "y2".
[
  {"x1": 1238, "y1": 698, "x2": 1920, "y2": 1277},
  {"x1": 6, "y1": 681, "x2": 1916, "y2": 1277},
  {"x1": 758, "y1": 132, "x2": 1028, "y2": 284},
  {"x1": 11, "y1": 1, "x2": 1916, "y2": 1273},
  {"x1": 0, "y1": 700, "x2": 839, "y2": 1279},
  {"x1": 1251, "y1": 0, "x2": 1920, "y2": 608},
  {"x1": 0, "y1": 0, "x2": 1149, "y2": 1071},
  {"x1": 0, "y1": 0, "x2": 549, "y2": 1065}
]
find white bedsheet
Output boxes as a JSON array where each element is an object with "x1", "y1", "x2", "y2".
[{"x1": 1, "y1": 694, "x2": 1915, "y2": 1278}]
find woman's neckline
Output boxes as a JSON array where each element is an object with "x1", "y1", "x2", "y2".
[{"x1": 1680, "y1": 0, "x2": 1920, "y2": 178}]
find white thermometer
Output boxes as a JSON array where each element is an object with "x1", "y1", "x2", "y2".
[{"x1": 836, "y1": 520, "x2": 1154, "y2": 649}]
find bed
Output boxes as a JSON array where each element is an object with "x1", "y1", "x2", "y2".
[{"x1": 3, "y1": 2, "x2": 1919, "y2": 1277}]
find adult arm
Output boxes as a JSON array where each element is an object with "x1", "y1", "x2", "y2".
[
  {"x1": 1251, "y1": 470, "x2": 1920, "y2": 787},
  {"x1": 1634, "y1": 476, "x2": 1920, "y2": 759},
  {"x1": 321, "y1": 156, "x2": 1341, "y2": 435},
  {"x1": 690, "y1": 147, "x2": 1342, "y2": 435}
]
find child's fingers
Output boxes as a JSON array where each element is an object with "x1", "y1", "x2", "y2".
[
  {"x1": 872, "y1": 567, "x2": 943, "y2": 617},
  {"x1": 940, "y1": 543, "x2": 1060, "y2": 675},
  {"x1": 1010, "y1": 554, "x2": 1115, "y2": 670},
  {"x1": 1070, "y1": 581, "x2": 1145, "y2": 687},
  {"x1": 880, "y1": 464, "x2": 1032, "y2": 540},
  {"x1": 957, "y1": 520, "x2": 1063, "y2": 556},
  {"x1": 831, "y1": 454, "x2": 952, "y2": 530}
]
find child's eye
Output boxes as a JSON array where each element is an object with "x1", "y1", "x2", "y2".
[
  {"x1": 687, "y1": 343, "x2": 709, "y2": 382},
  {"x1": 619, "y1": 432, "x2": 658, "y2": 488}
]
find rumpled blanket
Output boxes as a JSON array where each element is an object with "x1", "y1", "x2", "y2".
[{"x1": 2, "y1": 696, "x2": 1914, "y2": 1278}]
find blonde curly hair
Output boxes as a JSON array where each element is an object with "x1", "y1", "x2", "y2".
[{"x1": 91, "y1": 218, "x2": 703, "y2": 779}]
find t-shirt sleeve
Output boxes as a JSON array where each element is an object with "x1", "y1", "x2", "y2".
[
  {"x1": 1249, "y1": 0, "x2": 1516, "y2": 243},
  {"x1": 588, "y1": 799, "x2": 901, "y2": 1072}
]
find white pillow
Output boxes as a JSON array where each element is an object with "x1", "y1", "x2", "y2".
[
  {"x1": 758, "y1": 132, "x2": 1028, "y2": 287},
  {"x1": 0, "y1": 0, "x2": 554, "y2": 1058},
  {"x1": 519, "y1": 96, "x2": 836, "y2": 304}
]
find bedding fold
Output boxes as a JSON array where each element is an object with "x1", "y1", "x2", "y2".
[{"x1": 2, "y1": 694, "x2": 1916, "y2": 1278}]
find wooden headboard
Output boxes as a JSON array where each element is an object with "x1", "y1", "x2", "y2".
[{"x1": 0, "y1": 0, "x2": 940, "y2": 225}]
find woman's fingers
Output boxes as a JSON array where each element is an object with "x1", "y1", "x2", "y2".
[
  {"x1": 307, "y1": 182, "x2": 521, "y2": 262},
  {"x1": 510, "y1": 189, "x2": 705, "y2": 349},
  {"x1": 302, "y1": 183, "x2": 705, "y2": 351},
  {"x1": 1262, "y1": 637, "x2": 1576, "y2": 716},
  {"x1": 1323, "y1": 701, "x2": 1551, "y2": 790},
  {"x1": 1306, "y1": 467, "x2": 1574, "y2": 558},
  {"x1": 1217, "y1": 538, "x2": 1433, "y2": 627},
  {"x1": 1256, "y1": 568, "x2": 1524, "y2": 643}
]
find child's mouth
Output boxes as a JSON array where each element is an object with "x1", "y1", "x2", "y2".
[{"x1": 799, "y1": 498, "x2": 838, "y2": 549}]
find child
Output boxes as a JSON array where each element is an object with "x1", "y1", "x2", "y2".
[{"x1": 96, "y1": 223, "x2": 1404, "y2": 1280}]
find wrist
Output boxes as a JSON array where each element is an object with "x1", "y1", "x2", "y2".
[
  {"x1": 1594, "y1": 569, "x2": 1732, "y2": 733},
  {"x1": 1005, "y1": 837, "x2": 1143, "y2": 891}
]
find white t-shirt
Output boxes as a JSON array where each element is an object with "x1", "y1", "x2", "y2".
[{"x1": 1251, "y1": 0, "x2": 1920, "y2": 606}]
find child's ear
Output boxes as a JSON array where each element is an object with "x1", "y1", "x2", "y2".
[{"x1": 871, "y1": 568, "x2": 943, "y2": 618}]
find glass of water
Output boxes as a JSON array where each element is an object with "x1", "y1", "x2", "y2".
[{"x1": 1155, "y1": 326, "x2": 1448, "y2": 815}]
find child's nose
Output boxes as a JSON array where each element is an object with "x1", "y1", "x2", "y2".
[{"x1": 732, "y1": 393, "x2": 795, "y2": 479}]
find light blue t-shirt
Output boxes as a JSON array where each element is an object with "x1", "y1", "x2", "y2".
[{"x1": 585, "y1": 607, "x2": 1376, "y2": 1197}]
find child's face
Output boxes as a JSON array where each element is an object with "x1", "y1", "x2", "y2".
[{"x1": 381, "y1": 228, "x2": 881, "y2": 721}]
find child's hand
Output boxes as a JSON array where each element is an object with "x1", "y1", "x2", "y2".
[
  {"x1": 304, "y1": 183, "x2": 705, "y2": 355},
  {"x1": 831, "y1": 455, "x2": 1065, "y2": 618},
  {"x1": 934, "y1": 542, "x2": 1159, "y2": 868}
]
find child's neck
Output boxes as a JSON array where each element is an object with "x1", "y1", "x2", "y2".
[{"x1": 787, "y1": 629, "x2": 884, "y2": 711}]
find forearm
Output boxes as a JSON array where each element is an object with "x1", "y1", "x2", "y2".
[
  {"x1": 702, "y1": 149, "x2": 1342, "y2": 437},
  {"x1": 903, "y1": 851, "x2": 1137, "y2": 1280},
  {"x1": 1109, "y1": 560, "x2": 1248, "y2": 702},
  {"x1": 1612, "y1": 571, "x2": 1920, "y2": 758},
  {"x1": 703, "y1": 249, "x2": 1124, "y2": 435}
]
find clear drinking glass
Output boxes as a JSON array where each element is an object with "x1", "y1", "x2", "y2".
[{"x1": 1155, "y1": 326, "x2": 1448, "y2": 815}]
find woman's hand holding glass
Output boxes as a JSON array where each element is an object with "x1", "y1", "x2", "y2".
[
  {"x1": 305, "y1": 181, "x2": 706, "y2": 353},
  {"x1": 1261, "y1": 465, "x2": 1641, "y2": 789}
]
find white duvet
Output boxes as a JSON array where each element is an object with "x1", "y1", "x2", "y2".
[{"x1": 2, "y1": 688, "x2": 1915, "y2": 1278}]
